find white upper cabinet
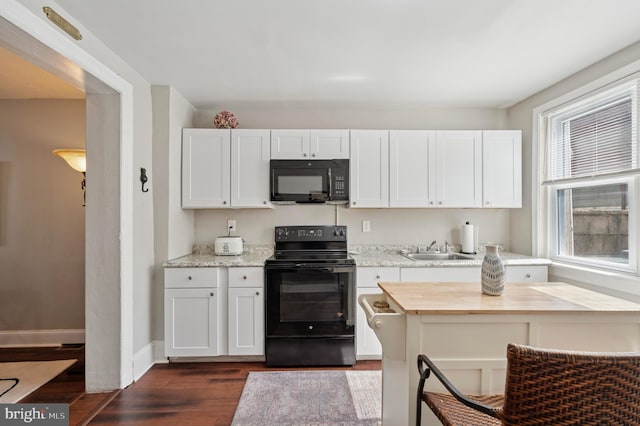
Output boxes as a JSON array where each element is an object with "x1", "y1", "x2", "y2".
[
  {"x1": 182, "y1": 128, "x2": 230, "y2": 208},
  {"x1": 482, "y1": 130, "x2": 522, "y2": 208},
  {"x1": 309, "y1": 130, "x2": 350, "y2": 158},
  {"x1": 270, "y1": 129, "x2": 309, "y2": 159},
  {"x1": 350, "y1": 130, "x2": 389, "y2": 208},
  {"x1": 434, "y1": 130, "x2": 482, "y2": 208},
  {"x1": 231, "y1": 129, "x2": 272, "y2": 208},
  {"x1": 389, "y1": 130, "x2": 435, "y2": 207},
  {"x1": 271, "y1": 129, "x2": 349, "y2": 159}
]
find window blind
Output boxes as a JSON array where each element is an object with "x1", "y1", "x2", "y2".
[{"x1": 543, "y1": 82, "x2": 638, "y2": 183}]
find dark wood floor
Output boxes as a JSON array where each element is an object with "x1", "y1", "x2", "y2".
[{"x1": 1, "y1": 347, "x2": 381, "y2": 425}]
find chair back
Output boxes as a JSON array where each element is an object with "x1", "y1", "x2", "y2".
[{"x1": 501, "y1": 343, "x2": 640, "y2": 425}]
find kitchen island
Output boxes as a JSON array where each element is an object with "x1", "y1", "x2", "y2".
[{"x1": 359, "y1": 281, "x2": 640, "y2": 426}]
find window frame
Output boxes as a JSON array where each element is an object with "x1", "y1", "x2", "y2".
[
  {"x1": 533, "y1": 64, "x2": 640, "y2": 284},
  {"x1": 547, "y1": 176, "x2": 636, "y2": 273}
]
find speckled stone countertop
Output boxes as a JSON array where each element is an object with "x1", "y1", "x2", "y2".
[
  {"x1": 163, "y1": 243, "x2": 550, "y2": 268},
  {"x1": 349, "y1": 244, "x2": 551, "y2": 268},
  {"x1": 163, "y1": 245, "x2": 273, "y2": 267}
]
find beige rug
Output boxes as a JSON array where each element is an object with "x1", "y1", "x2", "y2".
[{"x1": 0, "y1": 359, "x2": 77, "y2": 403}]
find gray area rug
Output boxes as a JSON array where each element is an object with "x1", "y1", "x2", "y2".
[{"x1": 232, "y1": 370, "x2": 381, "y2": 425}]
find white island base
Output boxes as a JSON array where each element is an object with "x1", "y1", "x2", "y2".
[{"x1": 359, "y1": 282, "x2": 640, "y2": 426}]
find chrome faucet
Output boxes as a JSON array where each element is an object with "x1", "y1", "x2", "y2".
[
  {"x1": 443, "y1": 241, "x2": 451, "y2": 253},
  {"x1": 426, "y1": 240, "x2": 437, "y2": 252}
]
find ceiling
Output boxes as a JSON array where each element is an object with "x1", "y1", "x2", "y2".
[
  {"x1": 0, "y1": 46, "x2": 84, "y2": 99},
  {"x1": 17, "y1": 0, "x2": 640, "y2": 108}
]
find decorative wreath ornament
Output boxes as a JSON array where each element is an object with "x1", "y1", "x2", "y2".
[{"x1": 213, "y1": 111, "x2": 239, "y2": 129}]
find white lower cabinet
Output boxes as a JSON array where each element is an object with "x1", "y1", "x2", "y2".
[
  {"x1": 228, "y1": 267, "x2": 265, "y2": 356},
  {"x1": 164, "y1": 268, "x2": 221, "y2": 357},
  {"x1": 401, "y1": 267, "x2": 480, "y2": 282},
  {"x1": 356, "y1": 267, "x2": 400, "y2": 359},
  {"x1": 401, "y1": 266, "x2": 548, "y2": 283},
  {"x1": 505, "y1": 265, "x2": 548, "y2": 282}
]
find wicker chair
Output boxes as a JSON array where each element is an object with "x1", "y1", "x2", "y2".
[{"x1": 416, "y1": 343, "x2": 640, "y2": 426}]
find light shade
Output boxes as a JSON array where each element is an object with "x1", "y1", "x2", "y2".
[{"x1": 53, "y1": 148, "x2": 86, "y2": 173}]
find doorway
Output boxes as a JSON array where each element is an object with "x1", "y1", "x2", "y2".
[{"x1": 0, "y1": 6, "x2": 134, "y2": 391}]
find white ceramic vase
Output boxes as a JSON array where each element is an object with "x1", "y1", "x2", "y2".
[{"x1": 481, "y1": 244, "x2": 505, "y2": 296}]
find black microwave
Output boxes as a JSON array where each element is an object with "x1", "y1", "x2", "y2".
[{"x1": 270, "y1": 159, "x2": 349, "y2": 203}]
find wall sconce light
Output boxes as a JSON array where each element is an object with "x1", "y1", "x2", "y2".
[{"x1": 53, "y1": 148, "x2": 86, "y2": 205}]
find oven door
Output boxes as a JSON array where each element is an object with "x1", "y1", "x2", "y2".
[
  {"x1": 265, "y1": 263, "x2": 355, "y2": 337},
  {"x1": 270, "y1": 160, "x2": 330, "y2": 203}
]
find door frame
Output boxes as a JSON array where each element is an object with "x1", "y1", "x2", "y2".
[{"x1": 0, "y1": 2, "x2": 134, "y2": 389}]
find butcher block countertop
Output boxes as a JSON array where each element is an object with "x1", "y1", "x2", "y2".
[{"x1": 378, "y1": 281, "x2": 640, "y2": 315}]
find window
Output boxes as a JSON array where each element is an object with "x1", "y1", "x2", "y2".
[{"x1": 541, "y1": 80, "x2": 638, "y2": 272}]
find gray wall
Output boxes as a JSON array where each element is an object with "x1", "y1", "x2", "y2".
[
  {"x1": 0, "y1": 99, "x2": 85, "y2": 332},
  {"x1": 507, "y1": 40, "x2": 640, "y2": 256}
]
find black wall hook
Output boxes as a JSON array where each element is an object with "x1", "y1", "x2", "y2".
[{"x1": 140, "y1": 168, "x2": 149, "y2": 192}]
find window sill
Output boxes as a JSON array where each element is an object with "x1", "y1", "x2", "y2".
[{"x1": 549, "y1": 261, "x2": 640, "y2": 302}]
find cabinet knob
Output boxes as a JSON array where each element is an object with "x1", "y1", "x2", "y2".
[
  {"x1": 210, "y1": 292, "x2": 214, "y2": 297},
  {"x1": 526, "y1": 273, "x2": 531, "y2": 278},
  {"x1": 438, "y1": 201, "x2": 442, "y2": 205},
  {"x1": 311, "y1": 153, "x2": 316, "y2": 157},
  {"x1": 223, "y1": 200, "x2": 227, "y2": 205},
  {"x1": 429, "y1": 201, "x2": 434, "y2": 205},
  {"x1": 486, "y1": 201, "x2": 491, "y2": 205},
  {"x1": 263, "y1": 201, "x2": 267, "y2": 205},
  {"x1": 188, "y1": 276, "x2": 192, "y2": 280},
  {"x1": 376, "y1": 275, "x2": 381, "y2": 279},
  {"x1": 256, "y1": 291, "x2": 260, "y2": 296},
  {"x1": 352, "y1": 201, "x2": 356, "y2": 205},
  {"x1": 243, "y1": 275, "x2": 247, "y2": 280},
  {"x1": 303, "y1": 153, "x2": 308, "y2": 157}
]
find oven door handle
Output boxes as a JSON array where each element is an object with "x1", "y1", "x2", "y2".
[
  {"x1": 266, "y1": 264, "x2": 354, "y2": 273},
  {"x1": 294, "y1": 266, "x2": 353, "y2": 274}
]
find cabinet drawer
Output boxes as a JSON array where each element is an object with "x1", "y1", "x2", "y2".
[
  {"x1": 229, "y1": 267, "x2": 264, "y2": 288},
  {"x1": 165, "y1": 267, "x2": 220, "y2": 288},
  {"x1": 401, "y1": 267, "x2": 480, "y2": 282},
  {"x1": 357, "y1": 267, "x2": 400, "y2": 288},
  {"x1": 505, "y1": 266, "x2": 548, "y2": 283}
]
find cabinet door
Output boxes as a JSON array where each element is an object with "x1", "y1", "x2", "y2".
[
  {"x1": 356, "y1": 288, "x2": 382, "y2": 358},
  {"x1": 270, "y1": 129, "x2": 310, "y2": 159},
  {"x1": 309, "y1": 129, "x2": 350, "y2": 159},
  {"x1": 231, "y1": 129, "x2": 272, "y2": 208},
  {"x1": 164, "y1": 288, "x2": 218, "y2": 357},
  {"x1": 482, "y1": 130, "x2": 522, "y2": 208},
  {"x1": 182, "y1": 129, "x2": 230, "y2": 208},
  {"x1": 228, "y1": 287, "x2": 264, "y2": 356},
  {"x1": 435, "y1": 131, "x2": 482, "y2": 207},
  {"x1": 350, "y1": 130, "x2": 389, "y2": 208},
  {"x1": 389, "y1": 130, "x2": 435, "y2": 207}
]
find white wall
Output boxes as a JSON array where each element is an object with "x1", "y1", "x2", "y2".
[
  {"x1": 507, "y1": 40, "x2": 640, "y2": 256},
  {"x1": 0, "y1": 99, "x2": 85, "y2": 333},
  {"x1": 152, "y1": 85, "x2": 195, "y2": 342},
  {"x1": 193, "y1": 106, "x2": 514, "y2": 250}
]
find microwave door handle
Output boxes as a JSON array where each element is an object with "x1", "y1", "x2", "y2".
[{"x1": 328, "y1": 168, "x2": 332, "y2": 198}]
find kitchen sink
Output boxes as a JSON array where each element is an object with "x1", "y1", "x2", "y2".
[{"x1": 401, "y1": 252, "x2": 475, "y2": 261}]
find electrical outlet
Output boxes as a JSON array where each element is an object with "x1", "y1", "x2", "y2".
[
  {"x1": 227, "y1": 219, "x2": 236, "y2": 233},
  {"x1": 362, "y1": 220, "x2": 371, "y2": 233}
]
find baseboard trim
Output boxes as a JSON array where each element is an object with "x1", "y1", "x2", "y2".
[{"x1": 0, "y1": 329, "x2": 85, "y2": 347}]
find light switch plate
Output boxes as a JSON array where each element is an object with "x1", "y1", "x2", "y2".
[{"x1": 362, "y1": 220, "x2": 371, "y2": 233}]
